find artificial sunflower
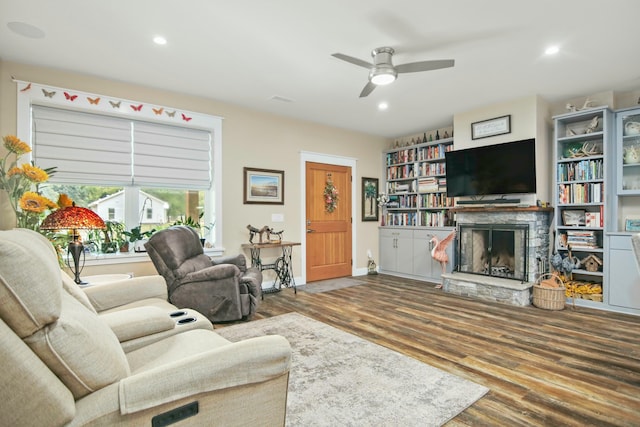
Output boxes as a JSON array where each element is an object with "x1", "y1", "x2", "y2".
[
  {"x1": 19, "y1": 191, "x2": 58, "y2": 214},
  {"x1": 2, "y1": 135, "x2": 31, "y2": 156},
  {"x1": 1, "y1": 134, "x2": 57, "y2": 230}
]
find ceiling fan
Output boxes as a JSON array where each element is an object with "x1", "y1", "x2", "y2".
[{"x1": 331, "y1": 47, "x2": 454, "y2": 98}]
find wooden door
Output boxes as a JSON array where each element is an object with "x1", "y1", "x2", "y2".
[{"x1": 305, "y1": 162, "x2": 352, "y2": 282}]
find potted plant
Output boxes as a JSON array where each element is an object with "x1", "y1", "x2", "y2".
[
  {"x1": 102, "y1": 221, "x2": 126, "y2": 254},
  {"x1": 123, "y1": 225, "x2": 156, "y2": 252},
  {"x1": 173, "y1": 212, "x2": 209, "y2": 246}
]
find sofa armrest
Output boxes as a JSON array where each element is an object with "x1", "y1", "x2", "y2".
[
  {"x1": 84, "y1": 276, "x2": 169, "y2": 312},
  {"x1": 118, "y1": 335, "x2": 291, "y2": 414},
  {"x1": 100, "y1": 306, "x2": 176, "y2": 343},
  {"x1": 211, "y1": 254, "x2": 247, "y2": 272},
  {"x1": 184, "y1": 264, "x2": 240, "y2": 283}
]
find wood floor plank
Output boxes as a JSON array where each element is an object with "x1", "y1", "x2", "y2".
[{"x1": 233, "y1": 274, "x2": 640, "y2": 426}]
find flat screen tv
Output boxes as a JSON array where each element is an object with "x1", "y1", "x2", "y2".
[{"x1": 444, "y1": 139, "x2": 536, "y2": 198}]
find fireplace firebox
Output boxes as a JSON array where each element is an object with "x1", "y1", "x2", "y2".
[{"x1": 456, "y1": 223, "x2": 529, "y2": 282}]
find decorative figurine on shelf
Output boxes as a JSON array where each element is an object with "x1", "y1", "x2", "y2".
[
  {"x1": 435, "y1": 130, "x2": 440, "y2": 140},
  {"x1": 247, "y1": 224, "x2": 269, "y2": 244},
  {"x1": 429, "y1": 229, "x2": 456, "y2": 289},
  {"x1": 443, "y1": 131, "x2": 449, "y2": 139},
  {"x1": 585, "y1": 116, "x2": 599, "y2": 134},
  {"x1": 267, "y1": 227, "x2": 284, "y2": 243}
]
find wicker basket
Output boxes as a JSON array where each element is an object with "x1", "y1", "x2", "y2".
[{"x1": 532, "y1": 273, "x2": 566, "y2": 310}]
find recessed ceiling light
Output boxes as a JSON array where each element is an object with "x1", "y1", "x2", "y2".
[
  {"x1": 545, "y1": 45, "x2": 559, "y2": 55},
  {"x1": 7, "y1": 22, "x2": 45, "y2": 39},
  {"x1": 153, "y1": 36, "x2": 167, "y2": 45},
  {"x1": 378, "y1": 102, "x2": 389, "y2": 110}
]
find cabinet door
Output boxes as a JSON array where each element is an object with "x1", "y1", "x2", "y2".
[
  {"x1": 608, "y1": 236, "x2": 640, "y2": 310},
  {"x1": 412, "y1": 231, "x2": 433, "y2": 278},
  {"x1": 395, "y1": 232, "x2": 413, "y2": 274},
  {"x1": 379, "y1": 232, "x2": 398, "y2": 272}
]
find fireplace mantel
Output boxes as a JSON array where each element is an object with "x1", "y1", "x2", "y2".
[{"x1": 451, "y1": 206, "x2": 553, "y2": 213}]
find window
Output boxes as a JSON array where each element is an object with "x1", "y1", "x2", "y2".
[{"x1": 16, "y1": 81, "x2": 223, "y2": 254}]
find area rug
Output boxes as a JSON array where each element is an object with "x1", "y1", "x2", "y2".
[
  {"x1": 297, "y1": 277, "x2": 367, "y2": 293},
  {"x1": 217, "y1": 312, "x2": 489, "y2": 426}
]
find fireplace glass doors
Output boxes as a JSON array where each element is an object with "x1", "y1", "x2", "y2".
[{"x1": 456, "y1": 223, "x2": 529, "y2": 282}]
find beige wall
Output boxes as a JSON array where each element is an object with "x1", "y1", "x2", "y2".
[
  {"x1": 0, "y1": 60, "x2": 387, "y2": 280},
  {"x1": 452, "y1": 95, "x2": 552, "y2": 204}
]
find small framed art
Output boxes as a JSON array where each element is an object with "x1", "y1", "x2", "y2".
[
  {"x1": 362, "y1": 177, "x2": 379, "y2": 221},
  {"x1": 243, "y1": 167, "x2": 285, "y2": 205}
]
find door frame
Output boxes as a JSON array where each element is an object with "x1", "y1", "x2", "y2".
[{"x1": 299, "y1": 151, "x2": 357, "y2": 284}]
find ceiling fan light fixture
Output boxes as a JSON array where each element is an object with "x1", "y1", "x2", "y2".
[{"x1": 370, "y1": 68, "x2": 397, "y2": 86}]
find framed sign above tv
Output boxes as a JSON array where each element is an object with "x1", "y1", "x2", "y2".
[{"x1": 471, "y1": 115, "x2": 511, "y2": 140}]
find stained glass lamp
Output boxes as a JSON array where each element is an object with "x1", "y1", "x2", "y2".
[{"x1": 41, "y1": 203, "x2": 105, "y2": 284}]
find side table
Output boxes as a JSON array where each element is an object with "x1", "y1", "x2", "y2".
[{"x1": 241, "y1": 241, "x2": 300, "y2": 296}]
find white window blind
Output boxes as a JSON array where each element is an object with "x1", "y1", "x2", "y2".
[{"x1": 32, "y1": 105, "x2": 212, "y2": 189}]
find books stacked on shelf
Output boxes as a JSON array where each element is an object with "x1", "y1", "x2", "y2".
[
  {"x1": 417, "y1": 177, "x2": 448, "y2": 193},
  {"x1": 418, "y1": 177, "x2": 438, "y2": 192},
  {"x1": 420, "y1": 210, "x2": 449, "y2": 227},
  {"x1": 388, "y1": 194, "x2": 417, "y2": 209},
  {"x1": 387, "y1": 182, "x2": 414, "y2": 194},
  {"x1": 387, "y1": 164, "x2": 416, "y2": 180},
  {"x1": 417, "y1": 143, "x2": 453, "y2": 161},
  {"x1": 386, "y1": 212, "x2": 417, "y2": 227},
  {"x1": 420, "y1": 193, "x2": 454, "y2": 209},
  {"x1": 386, "y1": 149, "x2": 415, "y2": 166},
  {"x1": 557, "y1": 158, "x2": 603, "y2": 182},
  {"x1": 565, "y1": 230, "x2": 599, "y2": 249},
  {"x1": 585, "y1": 211, "x2": 603, "y2": 227},
  {"x1": 417, "y1": 162, "x2": 446, "y2": 177},
  {"x1": 557, "y1": 182, "x2": 603, "y2": 204}
]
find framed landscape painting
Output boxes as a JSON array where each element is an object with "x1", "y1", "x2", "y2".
[
  {"x1": 243, "y1": 167, "x2": 284, "y2": 204},
  {"x1": 362, "y1": 177, "x2": 379, "y2": 221}
]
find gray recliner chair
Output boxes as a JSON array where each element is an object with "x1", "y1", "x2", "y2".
[{"x1": 145, "y1": 226, "x2": 262, "y2": 322}]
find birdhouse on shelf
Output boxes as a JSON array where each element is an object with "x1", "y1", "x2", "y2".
[{"x1": 580, "y1": 254, "x2": 603, "y2": 272}]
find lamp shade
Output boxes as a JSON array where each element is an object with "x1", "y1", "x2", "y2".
[{"x1": 41, "y1": 205, "x2": 105, "y2": 231}]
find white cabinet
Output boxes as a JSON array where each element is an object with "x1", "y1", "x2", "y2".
[
  {"x1": 380, "y1": 228, "x2": 454, "y2": 283},
  {"x1": 607, "y1": 234, "x2": 640, "y2": 311},
  {"x1": 379, "y1": 229, "x2": 413, "y2": 274}
]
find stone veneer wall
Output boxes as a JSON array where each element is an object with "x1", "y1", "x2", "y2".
[
  {"x1": 455, "y1": 208, "x2": 553, "y2": 283},
  {"x1": 442, "y1": 207, "x2": 553, "y2": 306}
]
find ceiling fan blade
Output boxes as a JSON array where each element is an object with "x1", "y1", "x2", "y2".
[
  {"x1": 359, "y1": 82, "x2": 376, "y2": 98},
  {"x1": 332, "y1": 53, "x2": 372, "y2": 69},
  {"x1": 395, "y1": 59, "x2": 454, "y2": 74}
]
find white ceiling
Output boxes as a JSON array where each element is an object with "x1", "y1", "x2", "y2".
[{"x1": 1, "y1": 0, "x2": 639, "y2": 138}]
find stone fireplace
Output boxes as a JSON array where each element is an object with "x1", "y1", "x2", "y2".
[
  {"x1": 442, "y1": 207, "x2": 552, "y2": 306},
  {"x1": 457, "y1": 223, "x2": 529, "y2": 282}
]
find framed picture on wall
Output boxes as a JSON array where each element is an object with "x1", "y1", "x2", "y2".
[
  {"x1": 471, "y1": 115, "x2": 511, "y2": 140},
  {"x1": 243, "y1": 167, "x2": 285, "y2": 204},
  {"x1": 362, "y1": 177, "x2": 379, "y2": 221}
]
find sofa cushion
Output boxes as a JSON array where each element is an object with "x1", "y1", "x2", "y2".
[
  {"x1": 0, "y1": 229, "x2": 62, "y2": 338},
  {"x1": 62, "y1": 272, "x2": 97, "y2": 314},
  {"x1": 0, "y1": 229, "x2": 130, "y2": 399},
  {"x1": 24, "y1": 292, "x2": 130, "y2": 399}
]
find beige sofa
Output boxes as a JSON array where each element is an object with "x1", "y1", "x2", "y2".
[{"x1": 0, "y1": 229, "x2": 291, "y2": 426}]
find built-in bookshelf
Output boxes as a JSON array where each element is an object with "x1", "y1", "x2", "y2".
[
  {"x1": 383, "y1": 137, "x2": 454, "y2": 227},
  {"x1": 553, "y1": 106, "x2": 612, "y2": 307}
]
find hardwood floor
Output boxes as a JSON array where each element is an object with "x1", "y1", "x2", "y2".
[{"x1": 245, "y1": 274, "x2": 640, "y2": 426}]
